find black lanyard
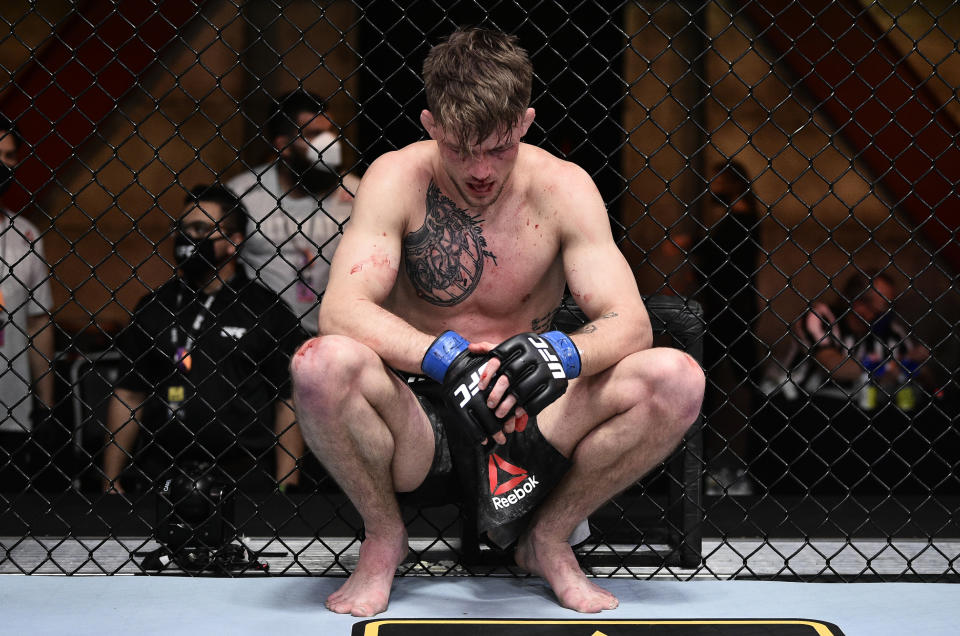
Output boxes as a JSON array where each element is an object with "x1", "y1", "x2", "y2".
[{"x1": 169, "y1": 288, "x2": 217, "y2": 351}]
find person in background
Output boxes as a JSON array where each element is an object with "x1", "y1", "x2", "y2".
[
  {"x1": 227, "y1": 92, "x2": 356, "y2": 484},
  {"x1": 780, "y1": 268, "x2": 931, "y2": 408},
  {"x1": 227, "y1": 89, "x2": 357, "y2": 335},
  {"x1": 102, "y1": 185, "x2": 305, "y2": 495},
  {"x1": 0, "y1": 115, "x2": 56, "y2": 493},
  {"x1": 693, "y1": 160, "x2": 763, "y2": 496}
]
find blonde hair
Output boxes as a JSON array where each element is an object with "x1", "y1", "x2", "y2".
[{"x1": 423, "y1": 28, "x2": 533, "y2": 153}]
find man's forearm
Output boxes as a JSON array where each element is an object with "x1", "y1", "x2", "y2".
[
  {"x1": 27, "y1": 315, "x2": 55, "y2": 406},
  {"x1": 320, "y1": 298, "x2": 435, "y2": 374},
  {"x1": 815, "y1": 348, "x2": 863, "y2": 382},
  {"x1": 569, "y1": 304, "x2": 652, "y2": 377}
]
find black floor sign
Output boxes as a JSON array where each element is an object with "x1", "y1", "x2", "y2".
[{"x1": 352, "y1": 618, "x2": 845, "y2": 635}]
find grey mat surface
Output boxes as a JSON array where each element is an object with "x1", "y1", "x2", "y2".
[{"x1": 0, "y1": 576, "x2": 955, "y2": 635}]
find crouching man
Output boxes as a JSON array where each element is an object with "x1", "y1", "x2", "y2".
[{"x1": 291, "y1": 27, "x2": 704, "y2": 617}]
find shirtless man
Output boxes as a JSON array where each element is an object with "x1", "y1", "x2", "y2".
[{"x1": 291, "y1": 28, "x2": 705, "y2": 616}]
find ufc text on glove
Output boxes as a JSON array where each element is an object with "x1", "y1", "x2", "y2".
[
  {"x1": 422, "y1": 330, "x2": 508, "y2": 444},
  {"x1": 491, "y1": 331, "x2": 581, "y2": 416}
]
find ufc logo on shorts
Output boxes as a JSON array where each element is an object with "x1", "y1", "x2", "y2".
[
  {"x1": 454, "y1": 361, "x2": 489, "y2": 407},
  {"x1": 528, "y1": 336, "x2": 565, "y2": 379}
]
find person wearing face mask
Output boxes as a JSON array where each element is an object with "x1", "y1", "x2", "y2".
[
  {"x1": 101, "y1": 185, "x2": 305, "y2": 495},
  {"x1": 227, "y1": 90, "x2": 356, "y2": 336},
  {"x1": 692, "y1": 160, "x2": 763, "y2": 496},
  {"x1": 0, "y1": 115, "x2": 57, "y2": 494}
]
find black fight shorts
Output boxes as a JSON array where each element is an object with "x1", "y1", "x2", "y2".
[{"x1": 398, "y1": 372, "x2": 571, "y2": 549}]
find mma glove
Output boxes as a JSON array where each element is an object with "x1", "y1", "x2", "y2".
[
  {"x1": 422, "y1": 331, "x2": 508, "y2": 444},
  {"x1": 491, "y1": 331, "x2": 581, "y2": 416}
]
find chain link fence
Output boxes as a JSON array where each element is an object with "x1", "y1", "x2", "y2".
[{"x1": 1, "y1": 0, "x2": 958, "y2": 580}]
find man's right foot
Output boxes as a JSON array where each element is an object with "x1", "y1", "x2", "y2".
[{"x1": 325, "y1": 530, "x2": 409, "y2": 617}]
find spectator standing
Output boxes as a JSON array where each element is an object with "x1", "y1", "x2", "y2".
[
  {"x1": 0, "y1": 116, "x2": 55, "y2": 492},
  {"x1": 228, "y1": 90, "x2": 356, "y2": 335},
  {"x1": 694, "y1": 160, "x2": 762, "y2": 496}
]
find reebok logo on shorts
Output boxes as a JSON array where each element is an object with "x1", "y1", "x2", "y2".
[{"x1": 488, "y1": 453, "x2": 539, "y2": 509}]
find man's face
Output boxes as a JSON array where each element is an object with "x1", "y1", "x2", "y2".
[
  {"x1": 0, "y1": 131, "x2": 19, "y2": 197},
  {"x1": 0, "y1": 131, "x2": 17, "y2": 169},
  {"x1": 178, "y1": 201, "x2": 236, "y2": 270},
  {"x1": 424, "y1": 108, "x2": 535, "y2": 210},
  {"x1": 279, "y1": 111, "x2": 332, "y2": 161}
]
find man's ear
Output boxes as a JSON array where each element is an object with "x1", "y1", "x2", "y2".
[
  {"x1": 420, "y1": 110, "x2": 440, "y2": 140},
  {"x1": 518, "y1": 108, "x2": 535, "y2": 137}
]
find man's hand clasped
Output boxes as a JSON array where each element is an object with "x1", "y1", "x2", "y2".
[{"x1": 422, "y1": 330, "x2": 581, "y2": 445}]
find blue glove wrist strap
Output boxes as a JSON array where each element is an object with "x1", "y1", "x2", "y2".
[
  {"x1": 422, "y1": 330, "x2": 470, "y2": 383},
  {"x1": 543, "y1": 330, "x2": 581, "y2": 379}
]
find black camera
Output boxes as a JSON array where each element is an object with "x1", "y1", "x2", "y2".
[
  {"x1": 141, "y1": 462, "x2": 265, "y2": 572},
  {"x1": 155, "y1": 462, "x2": 235, "y2": 553}
]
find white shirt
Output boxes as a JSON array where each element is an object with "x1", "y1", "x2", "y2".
[
  {"x1": 0, "y1": 212, "x2": 52, "y2": 433},
  {"x1": 228, "y1": 164, "x2": 352, "y2": 334}
]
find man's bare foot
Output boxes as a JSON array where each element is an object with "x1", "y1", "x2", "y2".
[
  {"x1": 515, "y1": 528, "x2": 619, "y2": 613},
  {"x1": 326, "y1": 530, "x2": 409, "y2": 617}
]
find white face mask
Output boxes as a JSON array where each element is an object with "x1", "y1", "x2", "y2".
[{"x1": 303, "y1": 131, "x2": 342, "y2": 172}]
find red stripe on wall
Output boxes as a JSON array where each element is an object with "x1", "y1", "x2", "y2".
[
  {"x1": 0, "y1": 0, "x2": 202, "y2": 211},
  {"x1": 742, "y1": 0, "x2": 959, "y2": 270}
]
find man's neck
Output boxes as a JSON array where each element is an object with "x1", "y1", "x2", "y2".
[
  {"x1": 201, "y1": 261, "x2": 236, "y2": 295},
  {"x1": 432, "y1": 174, "x2": 515, "y2": 221}
]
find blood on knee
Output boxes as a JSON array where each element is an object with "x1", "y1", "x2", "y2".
[
  {"x1": 291, "y1": 337, "x2": 330, "y2": 381},
  {"x1": 295, "y1": 339, "x2": 318, "y2": 359}
]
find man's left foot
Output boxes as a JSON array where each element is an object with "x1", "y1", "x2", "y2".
[{"x1": 515, "y1": 527, "x2": 619, "y2": 613}]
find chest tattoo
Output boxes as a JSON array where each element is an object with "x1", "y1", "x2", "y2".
[{"x1": 403, "y1": 181, "x2": 497, "y2": 306}]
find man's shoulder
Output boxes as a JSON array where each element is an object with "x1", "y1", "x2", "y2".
[
  {"x1": 236, "y1": 276, "x2": 282, "y2": 300},
  {"x1": 144, "y1": 278, "x2": 182, "y2": 305},
  {"x1": 518, "y1": 145, "x2": 602, "y2": 222},
  {"x1": 225, "y1": 163, "x2": 273, "y2": 194},
  {"x1": 520, "y1": 145, "x2": 593, "y2": 196},
  {"x1": 355, "y1": 142, "x2": 435, "y2": 204},
  {"x1": 3, "y1": 212, "x2": 42, "y2": 242},
  {"x1": 125, "y1": 280, "x2": 176, "y2": 325},
  {"x1": 368, "y1": 141, "x2": 434, "y2": 176}
]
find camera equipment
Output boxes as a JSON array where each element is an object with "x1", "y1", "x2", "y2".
[{"x1": 139, "y1": 462, "x2": 267, "y2": 573}]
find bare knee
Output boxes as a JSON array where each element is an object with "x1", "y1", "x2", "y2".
[
  {"x1": 640, "y1": 348, "x2": 705, "y2": 437},
  {"x1": 291, "y1": 335, "x2": 377, "y2": 409}
]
